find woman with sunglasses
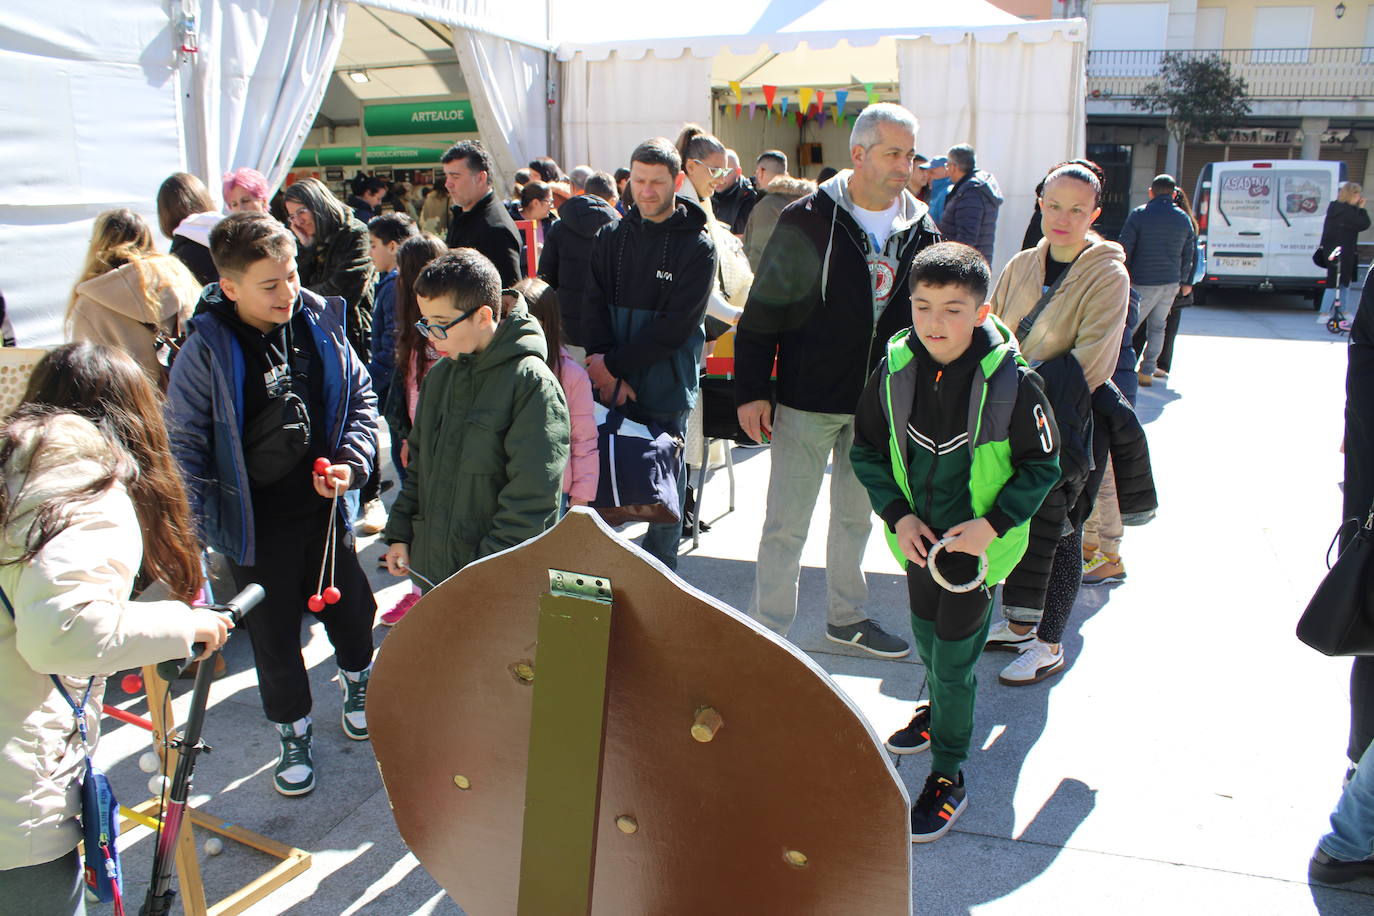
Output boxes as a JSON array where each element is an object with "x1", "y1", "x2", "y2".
[
  {"x1": 382, "y1": 249, "x2": 569, "y2": 597},
  {"x1": 673, "y1": 125, "x2": 753, "y2": 326}
]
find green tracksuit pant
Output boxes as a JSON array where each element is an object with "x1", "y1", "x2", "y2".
[{"x1": 907, "y1": 554, "x2": 994, "y2": 776}]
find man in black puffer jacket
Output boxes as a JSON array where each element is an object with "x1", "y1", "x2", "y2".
[
  {"x1": 539, "y1": 185, "x2": 620, "y2": 350},
  {"x1": 441, "y1": 141, "x2": 522, "y2": 286}
]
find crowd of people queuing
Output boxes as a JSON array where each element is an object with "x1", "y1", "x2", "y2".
[{"x1": 2, "y1": 96, "x2": 1373, "y2": 908}]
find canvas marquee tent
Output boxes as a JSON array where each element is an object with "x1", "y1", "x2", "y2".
[{"x1": 0, "y1": 0, "x2": 1083, "y2": 345}]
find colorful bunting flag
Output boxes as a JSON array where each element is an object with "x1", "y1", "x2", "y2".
[
  {"x1": 734, "y1": 102, "x2": 742, "y2": 119},
  {"x1": 799, "y1": 87, "x2": 814, "y2": 113},
  {"x1": 728, "y1": 80, "x2": 742, "y2": 104},
  {"x1": 835, "y1": 89, "x2": 849, "y2": 122},
  {"x1": 864, "y1": 81, "x2": 877, "y2": 104},
  {"x1": 781, "y1": 97, "x2": 790, "y2": 117},
  {"x1": 749, "y1": 102, "x2": 757, "y2": 120},
  {"x1": 762, "y1": 85, "x2": 777, "y2": 110}
]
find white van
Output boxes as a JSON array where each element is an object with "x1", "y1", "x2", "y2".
[{"x1": 1192, "y1": 159, "x2": 1347, "y2": 303}]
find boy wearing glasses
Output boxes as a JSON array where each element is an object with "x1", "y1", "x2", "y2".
[
  {"x1": 382, "y1": 248, "x2": 569, "y2": 592},
  {"x1": 166, "y1": 212, "x2": 379, "y2": 798}
]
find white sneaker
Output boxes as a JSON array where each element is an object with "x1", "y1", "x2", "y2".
[
  {"x1": 358, "y1": 498, "x2": 387, "y2": 535},
  {"x1": 998, "y1": 640, "x2": 1065, "y2": 686},
  {"x1": 985, "y1": 618, "x2": 1035, "y2": 652}
]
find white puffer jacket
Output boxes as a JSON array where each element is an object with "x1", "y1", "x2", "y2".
[{"x1": 0, "y1": 413, "x2": 197, "y2": 869}]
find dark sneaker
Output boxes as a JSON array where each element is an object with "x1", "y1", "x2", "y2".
[
  {"x1": 273, "y1": 721, "x2": 315, "y2": 797},
  {"x1": 825, "y1": 620, "x2": 910, "y2": 658},
  {"x1": 911, "y1": 771, "x2": 967, "y2": 843},
  {"x1": 339, "y1": 667, "x2": 370, "y2": 741},
  {"x1": 1309, "y1": 847, "x2": 1374, "y2": 884},
  {"x1": 885, "y1": 702, "x2": 931, "y2": 755}
]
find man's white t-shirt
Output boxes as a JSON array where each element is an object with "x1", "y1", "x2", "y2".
[{"x1": 850, "y1": 196, "x2": 902, "y2": 254}]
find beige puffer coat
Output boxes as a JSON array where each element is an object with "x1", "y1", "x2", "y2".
[
  {"x1": 0, "y1": 414, "x2": 197, "y2": 869},
  {"x1": 990, "y1": 238, "x2": 1131, "y2": 390},
  {"x1": 68, "y1": 255, "x2": 201, "y2": 385}
]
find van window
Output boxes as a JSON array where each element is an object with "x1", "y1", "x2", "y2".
[
  {"x1": 1277, "y1": 171, "x2": 1331, "y2": 218},
  {"x1": 1215, "y1": 169, "x2": 1331, "y2": 224}
]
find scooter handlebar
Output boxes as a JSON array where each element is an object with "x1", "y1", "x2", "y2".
[{"x1": 156, "y1": 584, "x2": 266, "y2": 682}]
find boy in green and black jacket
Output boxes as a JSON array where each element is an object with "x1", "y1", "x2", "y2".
[{"x1": 851, "y1": 242, "x2": 1060, "y2": 843}]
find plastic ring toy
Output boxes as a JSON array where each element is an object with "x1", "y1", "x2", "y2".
[{"x1": 925, "y1": 536, "x2": 988, "y2": 594}]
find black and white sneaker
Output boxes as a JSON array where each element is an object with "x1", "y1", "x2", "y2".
[
  {"x1": 885, "y1": 702, "x2": 931, "y2": 755},
  {"x1": 825, "y1": 619, "x2": 910, "y2": 658},
  {"x1": 910, "y1": 770, "x2": 966, "y2": 843}
]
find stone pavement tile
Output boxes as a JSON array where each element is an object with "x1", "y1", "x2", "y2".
[
  {"x1": 238, "y1": 790, "x2": 465, "y2": 916},
  {"x1": 911, "y1": 830, "x2": 1373, "y2": 916}
]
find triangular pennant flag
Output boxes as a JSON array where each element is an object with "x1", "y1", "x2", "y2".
[
  {"x1": 835, "y1": 89, "x2": 849, "y2": 121},
  {"x1": 781, "y1": 96, "x2": 790, "y2": 117},
  {"x1": 762, "y1": 85, "x2": 777, "y2": 110},
  {"x1": 749, "y1": 102, "x2": 757, "y2": 120},
  {"x1": 734, "y1": 102, "x2": 742, "y2": 119},
  {"x1": 864, "y1": 81, "x2": 877, "y2": 104},
  {"x1": 816, "y1": 90, "x2": 825, "y2": 107},
  {"x1": 817, "y1": 104, "x2": 827, "y2": 127},
  {"x1": 728, "y1": 80, "x2": 742, "y2": 103},
  {"x1": 799, "y1": 87, "x2": 814, "y2": 113}
]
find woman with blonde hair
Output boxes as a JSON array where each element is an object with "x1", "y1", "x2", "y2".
[
  {"x1": 67, "y1": 208, "x2": 202, "y2": 385},
  {"x1": 1319, "y1": 181, "x2": 1371, "y2": 319}
]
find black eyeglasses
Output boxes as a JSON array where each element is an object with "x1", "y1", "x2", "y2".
[{"x1": 415, "y1": 311, "x2": 475, "y2": 340}]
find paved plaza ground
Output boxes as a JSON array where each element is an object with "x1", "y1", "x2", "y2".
[{"x1": 99, "y1": 293, "x2": 1374, "y2": 914}]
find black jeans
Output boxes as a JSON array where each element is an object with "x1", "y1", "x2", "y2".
[{"x1": 227, "y1": 509, "x2": 376, "y2": 723}]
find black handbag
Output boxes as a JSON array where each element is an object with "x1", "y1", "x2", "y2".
[{"x1": 1296, "y1": 503, "x2": 1374, "y2": 656}]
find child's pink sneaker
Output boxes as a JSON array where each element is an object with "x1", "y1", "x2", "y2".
[{"x1": 380, "y1": 592, "x2": 420, "y2": 626}]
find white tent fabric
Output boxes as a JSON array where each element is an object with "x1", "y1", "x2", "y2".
[
  {"x1": 899, "y1": 30, "x2": 1088, "y2": 274},
  {"x1": 550, "y1": 0, "x2": 1022, "y2": 60},
  {"x1": 353, "y1": 0, "x2": 550, "y2": 48},
  {"x1": 185, "y1": 0, "x2": 349, "y2": 193},
  {"x1": 0, "y1": 0, "x2": 186, "y2": 346},
  {"x1": 452, "y1": 28, "x2": 549, "y2": 198},
  {"x1": 561, "y1": 52, "x2": 713, "y2": 175}
]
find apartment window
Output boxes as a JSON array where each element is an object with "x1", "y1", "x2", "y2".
[
  {"x1": 1089, "y1": 2, "x2": 1169, "y2": 50},
  {"x1": 1195, "y1": 7, "x2": 1225, "y2": 50},
  {"x1": 1250, "y1": 6, "x2": 1313, "y2": 63}
]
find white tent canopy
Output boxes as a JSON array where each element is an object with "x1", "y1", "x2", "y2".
[
  {"x1": 554, "y1": 1, "x2": 1085, "y2": 273},
  {"x1": 0, "y1": 0, "x2": 1083, "y2": 344}
]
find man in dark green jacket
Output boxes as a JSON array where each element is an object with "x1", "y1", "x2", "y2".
[
  {"x1": 851, "y1": 243, "x2": 1058, "y2": 843},
  {"x1": 383, "y1": 249, "x2": 569, "y2": 588}
]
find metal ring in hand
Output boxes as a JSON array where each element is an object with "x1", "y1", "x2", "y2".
[{"x1": 926, "y1": 536, "x2": 989, "y2": 594}]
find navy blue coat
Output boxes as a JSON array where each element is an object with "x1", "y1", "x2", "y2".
[
  {"x1": 938, "y1": 170, "x2": 1003, "y2": 263},
  {"x1": 166, "y1": 288, "x2": 378, "y2": 565},
  {"x1": 1118, "y1": 195, "x2": 1196, "y2": 287}
]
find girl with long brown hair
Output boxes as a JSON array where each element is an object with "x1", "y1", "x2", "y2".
[
  {"x1": 376, "y1": 233, "x2": 447, "y2": 626},
  {"x1": 0, "y1": 343, "x2": 228, "y2": 910},
  {"x1": 67, "y1": 208, "x2": 202, "y2": 386}
]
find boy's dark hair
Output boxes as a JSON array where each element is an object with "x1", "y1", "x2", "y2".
[
  {"x1": 908, "y1": 241, "x2": 990, "y2": 302},
  {"x1": 368, "y1": 211, "x2": 419, "y2": 245},
  {"x1": 585, "y1": 171, "x2": 617, "y2": 202},
  {"x1": 528, "y1": 157, "x2": 562, "y2": 182},
  {"x1": 442, "y1": 141, "x2": 493, "y2": 180},
  {"x1": 414, "y1": 248, "x2": 501, "y2": 317},
  {"x1": 613, "y1": 167, "x2": 630, "y2": 184},
  {"x1": 630, "y1": 138, "x2": 682, "y2": 179},
  {"x1": 1151, "y1": 173, "x2": 1177, "y2": 195},
  {"x1": 209, "y1": 211, "x2": 297, "y2": 278}
]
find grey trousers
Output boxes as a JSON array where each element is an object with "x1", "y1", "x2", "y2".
[
  {"x1": 0, "y1": 848, "x2": 85, "y2": 916},
  {"x1": 749, "y1": 405, "x2": 872, "y2": 635},
  {"x1": 1135, "y1": 283, "x2": 1178, "y2": 376}
]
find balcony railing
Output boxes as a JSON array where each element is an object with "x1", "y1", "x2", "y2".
[{"x1": 1086, "y1": 47, "x2": 1374, "y2": 101}]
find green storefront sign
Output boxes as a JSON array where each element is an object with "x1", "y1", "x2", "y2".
[
  {"x1": 292, "y1": 146, "x2": 449, "y2": 168},
  {"x1": 364, "y1": 99, "x2": 476, "y2": 136}
]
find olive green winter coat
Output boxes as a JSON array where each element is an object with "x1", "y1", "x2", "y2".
[{"x1": 383, "y1": 302, "x2": 569, "y2": 589}]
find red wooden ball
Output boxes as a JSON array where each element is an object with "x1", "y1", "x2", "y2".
[
  {"x1": 313, "y1": 457, "x2": 331, "y2": 476},
  {"x1": 307, "y1": 594, "x2": 326, "y2": 613},
  {"x1": 322, "y1": 586, "x2": 341, "y2": 605},
  {"x1": 121, "y1": 673, "x2": 143, "y2": 694}
]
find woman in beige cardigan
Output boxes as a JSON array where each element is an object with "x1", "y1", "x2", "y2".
[
  {"x1": 67, "y1": 209, "x2": 203, "y2": 386},
  {"x1": 987, "y1": 161, "x2": 1130, "y2": 687}
]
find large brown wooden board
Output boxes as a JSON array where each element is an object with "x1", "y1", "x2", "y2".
[{"x1": 369, "y1": 509, "x2": 911, "y2": 914}]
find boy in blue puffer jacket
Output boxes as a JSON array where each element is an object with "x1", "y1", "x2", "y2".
[{"x1": 166, "y1": 212, "x2": 379, "y2": 799}]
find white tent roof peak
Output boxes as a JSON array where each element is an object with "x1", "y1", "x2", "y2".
[{"x1": 551, "y1": 0, "x2": 1074, "y2": 61}]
